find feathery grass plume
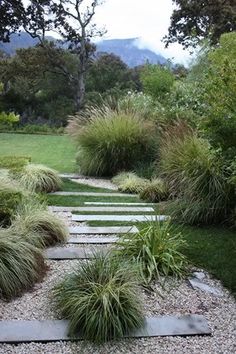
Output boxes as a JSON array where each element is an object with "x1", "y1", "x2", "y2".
[
  {"x1": 12, "y1": 201, "x2": 68, "y2": 248},
  {"x1": 0, "y1": 229, "x2": 46, "y2": 299},
  {"x1": 0, "y1": 176, "x2": 25, "y2": 225},
  {"x1": 18, "y1": 164, "x2": 62, "y2": 193},
  {"x1": 117, "y1": 220, "x2": 187, "y2": 285},
  {"x1": 112, "y1": 172, "x2": 148, "y2": 194},
  {"x1": 140, "y1": 178, "x2": 169, "y2": 202},
  {"x1": 53, "y1": 253, "x2": 144, "y2": 342},
  {"x1": 159, "y1": 121, "x2": 233, "y2": 224},
  {"x1": 67, "y1": 105, "x2": 156, "y2": 176}
]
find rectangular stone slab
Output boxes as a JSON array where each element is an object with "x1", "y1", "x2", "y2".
[
  {"x1": 50, "y1": 206, "x2": 154, "y2": 212},
  {"x1": 49, "y1": 191, "x2": 137, "y2": 197},
  {"x1": 0, "y1": 316, "x2": 211, "y2": 343},
  {"x1": 85, "y1": 202, "x2": 154, "y2": 206},
  {"x1": 69, "y1": 226, "x2": 139, "y2": 234},
  {"x1": 68, "y1": 236, "x2": 119, "y2": 244},
  {"x1": 72, "y1": 215, "x2": 169, "y2": 222},
  {"x1": 45, "y1": 247, "x2": 98, "y2": 259}
]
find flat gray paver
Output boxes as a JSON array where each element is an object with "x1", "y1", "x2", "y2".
[
  {"x1": 189, "y1": 278, "x2": 223, "y2": 296},
  {"x1": 45, "y1": 247, "x2": 100, "y2": 259},
  {"x1": 69, "y1": 226, "x2": 138, "y2": 234},
  {"x1": 68, "y1": 236, "x2": 119, "y2": 244},
  {"x1": 85, "y1": 202, "x2": 154, "y2": 206},
  {"x1": 50, "y1": 206, "x2": 154, "y2": 212},
  {"x1": 72, "y1": 215, "x2": 169, "y2": 222},
  {"x1": 0, "y1": 315, "x2": 210, "y2": 343},
  {"x1": 49, "y1": 191, "x2": 137, "y2": 197}
]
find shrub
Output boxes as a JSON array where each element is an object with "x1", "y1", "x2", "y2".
[
  {"x1": 67, "y1": 105, "x2": 156, "y2": 176},
  {"x1": 0, "y1": 177, "x2": 24, "y2": 225},
  {"x1": 112, "y1": 172, "x2": 148, "y2": 193},
  {"x1": 0, "y1": 229, "x2": 46, "y2": 299},
  {"x1": 17, "y1": 164, "x2": 62, "y2": 193},
  {"x1": 140, "y1": 178, "x2": 169, "y2": 202},
  {"x1": 0, "y1": 156, "x2": 31, "y2": 170},
  {"x1": 53, "y1": 254, "x2": 144, "y2": 342},
  {"x1": 160, "y1": 122, "x2": 234, "y2": 224},
  {"x1": 117, "y1": 220, "x2": 187, "y2": 285},
  {"x1": 11, "y1": 202, "x2": 69, "y2": 247}
]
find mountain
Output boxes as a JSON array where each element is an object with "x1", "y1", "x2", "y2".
[
  {"x1": 96, "y1": 38, "x2": 166, "y2": 67},
  {"x1": 0, "y1": 33, "x2": 166, "y2": 67}
]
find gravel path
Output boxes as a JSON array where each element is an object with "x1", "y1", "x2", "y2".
[{"x1": 70, "y1": 178, "x2": 118, "y2": 190}]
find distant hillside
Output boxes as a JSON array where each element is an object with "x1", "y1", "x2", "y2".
[
  {"x1": 96, "y1": 38, "x2": 166, "y2": 67},
  {"x1": 0, "y1": 33, "x2": 166, "y2": 67}
]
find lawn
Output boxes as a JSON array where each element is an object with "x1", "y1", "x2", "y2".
[{"x1": 0, "y1": 133, "x2": 76, "y2": 172}]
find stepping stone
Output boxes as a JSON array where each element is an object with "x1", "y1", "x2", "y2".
[
  {"x1": 0, "y1": 315, "x2": 210, "y2": 343},
  {"x1": 45, "y1": 247, "x2": 101, "y2": 259},
  {"x1": 50, "y1": 206, "x2": 154, "y2": 212},
  {"x1": 85, "y1": 202, "x2": 154, "y2": 206},
  {"x1": 72, "y1": 215, "x2": 169, "y2": 222},
  {"x1": 49, "y1": 191, "x2": 137, "y2": 197},
  {"x1": 68, "y1": 236, "x2": 119, "y2": 244},
  {"x1": 189, "y1": 278, "x2": 223, "y2": 296},
  {"x1": 69, "y1": 226, "x2": 138, "y2": 234}
]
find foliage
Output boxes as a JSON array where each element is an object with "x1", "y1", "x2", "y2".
[
  {"x1": 67, "y1": 105, "x2": 156, "y2": 176},
  {"x1": 0, "y1": 111, "x2": 19, "y2": 126},
  {"x1": 12, "y1": 202, "x2": 69, "y2": 248},
  {"x1": 0, "y1": 155, "x2": 31, "y2": 170},
  {"x1": 17, "y1": 164, "x2": 62, "y2": 193},
  {"x1": 112, "y1": 172, "x2": 148, "y2": 194},
  {"x1": 197, "y1": 32, "x2": 236, "y2": 158},
  {"x1": 0, "y1": 228, "x2": 46, "y2": 300},
  {"x1": 0, "y1": 176, "x2": 24, "y2": 225},
  {"x1": 117, "y1": 220, "x2": 187, "y2": 285},
  {"x1": 139, "y1": 178, "x2": 169, "y2": 202},
  {"x1": 140, "y1": 64, "x2": 175, "y2": 99},
  {"x1": 160, "y1": 122, "x2": 234, "y2": 224},
  {"x1": 165, "y1": 0, "x2": 236, "y2": 48},
  {"x1": 53, "y1": 254, "x2": 144, "y2": 342}
]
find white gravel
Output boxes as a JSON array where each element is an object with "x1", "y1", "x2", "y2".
[{"x1": 70, "y1": 178, "x2": 118, "y2": 190}]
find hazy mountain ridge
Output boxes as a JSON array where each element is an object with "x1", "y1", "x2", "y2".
[{"x1": 0, "y1": 33, "x2": 166, "y2": 67}]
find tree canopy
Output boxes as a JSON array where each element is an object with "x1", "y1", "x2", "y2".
[{"x1": 165, "y1": 0, "x2": 236, "y2": 48}]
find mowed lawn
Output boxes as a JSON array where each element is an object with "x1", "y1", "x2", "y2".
[{"x1": 0, "y1": 133, "x2": 77, "y2": 172}]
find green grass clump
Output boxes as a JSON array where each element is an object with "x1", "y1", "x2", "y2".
[
  {"x1": 139, "y1": 178, "x2": 169, "y2": 202},
  {"x1": 53, "y1": 254, "x2": 144, "y2": 342},
  {"x1": 112, "y1": 172, "x2": 148, "y2": 193},
  {"x1": 0, "y1": 176, "x2": 24, "y2": 225},
  {"x1": 0, "y1": 229, "x2": 46, "y2": 299},
  {"x1": 18, "y1": 164, "x2": 62, "y2": 193},
  {"x1": 160, "y1": 122, "x2": 234, "y2": 225},
  {"x1": 117, "y1": 220, "x2": 187, "y2": 285},
  {"x1": 67, "y1": 105, "x2": 156, "y2": 176},
  {"x1": 12, "y1": 202, "x2": 69, "y2": 247}
]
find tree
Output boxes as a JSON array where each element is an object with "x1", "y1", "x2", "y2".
[
  {"x1": 0, "y1": 0, "x2": 104, "y2": 110},
  {"x1": 165, "y1": 0, "x2": 236, "y2": 48},
  {"x1": 0, "y1": 0, "x2": 25, "y2": 42}
]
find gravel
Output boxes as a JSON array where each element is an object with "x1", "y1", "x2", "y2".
[{"x1": 70, "y1": 178, "x2": 118, "y2": 190}]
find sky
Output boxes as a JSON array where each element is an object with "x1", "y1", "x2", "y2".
[{"x1": 94, "y1": 0, "x2": 192, "y2": 65}]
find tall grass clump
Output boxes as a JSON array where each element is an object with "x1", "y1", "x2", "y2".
[
  {"x1": 117, "y1": 220, "x2": 187, "y2": 285},
  {"x1": 160, "y1": 121, "x2": 234, "y2": 225},
  {"x1": 0, "y1": 229, "x2": 46, "y2": 299},
  {"x1": 139, "y1": 178, "x2": 169, "y2": 202},
  {"x1": 53, "y1": 254, "x2": 144, "y2": 342},
  {"x1": 67, "y1": 105, "x2": 156, "y2": 176},
  {"x1": 18, "y1": 164, "x2": 62, "y2": 193},
  {"x1": 12, "y1": 202, "x2": 69, "y2": 247},
  {"x1": 112, "y1": 172, "x2": 148, "y2": 194}
]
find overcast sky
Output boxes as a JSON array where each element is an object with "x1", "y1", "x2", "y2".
[{"x1": 94, "y1": 0, "x2": 192, "y2": 64}]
